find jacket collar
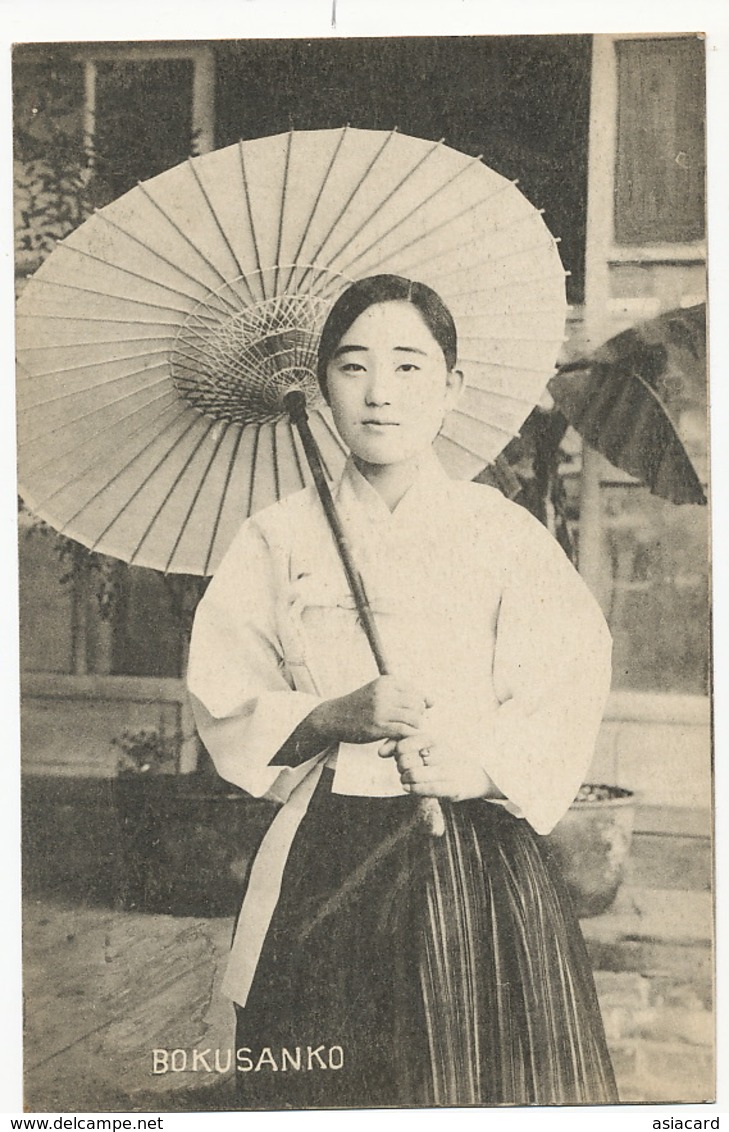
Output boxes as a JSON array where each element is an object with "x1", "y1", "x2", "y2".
[{"x1": 335, "y1": 450, "x2": 451, "y2": 527}]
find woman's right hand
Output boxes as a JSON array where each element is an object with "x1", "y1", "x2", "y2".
[{"x1": 311, "y1": 676, "x2": 434, "y2": 745}]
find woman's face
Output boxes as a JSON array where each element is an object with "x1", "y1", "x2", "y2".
[{"x1": 325, "y1": 301, "x2": 463, "y2": 469}]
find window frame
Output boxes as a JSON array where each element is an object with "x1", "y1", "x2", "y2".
[{"x1": 77, "y1": 42, "x2": 215, "y2": 169}]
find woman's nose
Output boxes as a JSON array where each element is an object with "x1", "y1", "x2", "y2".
[{"x1": 365, "y1": 367, "x2": 394, "y2": 405}]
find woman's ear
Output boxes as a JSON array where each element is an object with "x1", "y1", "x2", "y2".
[{"x1": 444, "y1": 367, "x2": 465, "y2": 410}]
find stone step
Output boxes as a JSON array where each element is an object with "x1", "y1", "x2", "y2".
[
  {"x1": 593, "y1": 971, "x2": 715, "y2": 1104},
  {"x1": 582, "y1": 886, "x2": 713, "y2": 989},
  {"x1": 630, "y1": 830, "x2": 711, "y2": 891}
]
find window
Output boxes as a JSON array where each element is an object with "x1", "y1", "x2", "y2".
[
  {"x1": 91, "y1": 58, "x2": 196, "y2": 202},
  {"x1": 13, "y1": 43, "x2": 214, "y2": 254}
]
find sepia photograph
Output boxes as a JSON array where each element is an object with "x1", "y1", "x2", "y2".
[{"x1": 8, "y1": 11, "x2": 717, "y2": 1117}]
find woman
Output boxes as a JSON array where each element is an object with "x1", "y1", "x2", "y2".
[{"x1": 187, "y1": 274, "x2": 618, "y2": 1109}]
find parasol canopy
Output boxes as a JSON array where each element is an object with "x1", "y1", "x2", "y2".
[
  {"x1": 16, "y1": 127, "x2": 568, "y2": 575},
  {"x1": 549, "y1": 303, "x2": 707, "y2": 506}
]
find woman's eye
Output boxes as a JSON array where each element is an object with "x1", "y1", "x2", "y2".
[
  {"x1": 397, "y1": 363, "x2": 420, "y2": 373},
  {"x1": 339, "y1": 362, "x2": 367, "y2": 374}
]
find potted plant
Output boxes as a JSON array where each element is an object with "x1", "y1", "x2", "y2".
[{"x1": 545, "y1": 783, "x2": 637, "y2": 917}]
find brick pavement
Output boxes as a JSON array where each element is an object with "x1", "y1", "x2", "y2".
[{"x1": 585, "y1": 886, "x2": 714, "y2": 1103}]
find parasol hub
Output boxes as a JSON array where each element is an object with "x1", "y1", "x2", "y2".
[{"x1": 169, "y1": 266, "x2": 348, "y2": 425}]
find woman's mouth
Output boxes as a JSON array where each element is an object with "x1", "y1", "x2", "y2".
[{"x1": 362, "y1": 419, "x2": 399, "y2": 428}]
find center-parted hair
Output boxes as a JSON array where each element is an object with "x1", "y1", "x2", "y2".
[{"x1": 316, "y1": 274, "x2": 458, "y2": 398}]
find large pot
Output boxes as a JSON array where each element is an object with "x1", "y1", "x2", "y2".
[{"x1": 545, "y1": 784, "x2": 636, "y2": 917}]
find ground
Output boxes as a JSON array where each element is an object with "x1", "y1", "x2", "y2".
[{"x1": 22, "y1": 876, "x2": 713, "y2": 1112}]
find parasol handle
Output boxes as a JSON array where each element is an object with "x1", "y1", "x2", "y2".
[{"x1": 285, "y1": 390, "x2": 445, "y2": 838}]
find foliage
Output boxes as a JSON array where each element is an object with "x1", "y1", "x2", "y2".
[
  {"x1": 13, "y1": 50, "x2": 91, "y2": 265},
  {"x1": 573, "y1": 784, "x2": 633, "y2": 804},
  {"x1": 162, "y1": 574, "x2": 211, "y2": 639},
  {"x1": 498, "y1": 405, "x2": 579, "y2": 564},
  {"x1": 113, "y1": 728, "x2": 178, "y2": 776},
  {"x1": 21, "y1": 501, "x2": 124, "y2": 622},
  {"x1": 14, "y1": 157, "x2": 91, "y2": 261},
  {"x1": 14, "y1": 50, "x2": 202, "y2": 265}
]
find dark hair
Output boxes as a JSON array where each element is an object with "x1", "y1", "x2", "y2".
[{"x1": 316, "y1": 274, "x2": 458, "y2": 398}]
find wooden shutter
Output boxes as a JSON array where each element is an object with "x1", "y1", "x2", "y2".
[{"x1": 614, "y1": 37, "x2": 705, "y2": 245}]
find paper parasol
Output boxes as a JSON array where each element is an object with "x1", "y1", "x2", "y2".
[{"x1": 16, "y1": 127, "x2": 567, "y2": 575}]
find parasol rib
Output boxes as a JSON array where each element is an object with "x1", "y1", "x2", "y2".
[
  {"x1": 289, "y1": 422, "x2": 319, "y2": 486},
  {"x1": 18, "y1": 366, "x2": 170, "y2": 427},
  {"x1": 296, "y1": 129, "x2": 398, "y2": 293},
  {"x1": 24, "y1": 274, "x2": 195, "y2": 318},
  {"x1": 184, "y1": 160, "x2": 253, "y2": 295},
  {"x1": 203, "y1": 424, "x2": 246, "y2": 577},
  {"x1": 245, "y1": 425, "x2": 263, "y2": 516},
  {"x1": 445, "y1": 273, "x2": 565, "y2": 300},
  {"x1": 162, "y1": 420, "x2": 232, "y2": 574},
  {"x1": 315, "y1": 136, "x2": 446, "y2": 278},
  {"x1": 19, "y1": 311, "x2": 186, "y2": 330},
  {"x1": 437, "y1": 430, "x2": 514, "y2": 465},
  {"x1": 390, "y1": 232, "x2": 559, "y2": 289},
  {"x1": 64, "y1": 410, "x2": 203, "y2": 539},
  {"x1": 364, "y1": 200, "x2": 550, "y2": 284},
  {"x1": 457, "y1": 356, "x2": 551, "y2": 372},
  {"x1": 172, "y1": 306, "x2": 263, "y2": 358},
  {"x1": 200, "y1": 330, "x2": 306, "y2": 377},
  {"x1": 17, "y1": 362, "x2": 171, "y2": 414},
  {"x1": 19, "y1": 392, "x2": 174, "y2": 479},
  {"x1": 460, "y1": 333, "x2": 564, "y2": 345},
  {"x1": 273, "y1": 131, "x2": 295, "y2": 298},
  {"x1": 21, "y1": 376, "x2": 176, "y2": 454},
  {"x1": 311, "y1": 151, "x2": 489, "y2": 295},
  {"x1": 450, "y1": 408, "x2": 518, "y2": 437},
  {"x1": 309, "y1": 407, "x2": 349, "y2": 459},
  {"x1": 127, "y1": 415, "x2": 221, "y2": 565},
  {"x1": 18, "y1": 336, "x2": 173, "y2": 352},
  {"x1": 16, "y1": 349, "x2": 171, "y2": 387},
  {"x1": 92, "y1": 416, "x2": 216, "y2": 561},
  {"x1": 423, "y1": 234, "x2": 561, "y2": 285},
  {"x1": 303, "y1": 413, "x2": 341, "y2": 482},
  {"x1": 237, "y1": 142, "x2": 266, "y2": 301},
  {"x1": 50, "y1": 242, "x2": 232, "y2": 314},
  {"x1": 28, "y1": 404, "x2": 189, "y2": 512},
  {"x1": 92, "y1": 206, "x2": 243, "y2": 316},
  {"x1": 170, "y1": 339, "x2": 244, "y2": 380},
  {"x1": 284, "y1": 126, "x2": 350, "y2": 294},
  {"x1": 21, "y1": 391, "x2": 179, "y2": 484}
]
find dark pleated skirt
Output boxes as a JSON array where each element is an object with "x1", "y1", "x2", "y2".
[{"x1": 234, "y1": 770, "x2": 618, "y2": 1110}]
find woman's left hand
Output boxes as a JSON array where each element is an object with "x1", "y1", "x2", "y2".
[{"x1": 378, "y1": 733, "x2": 501, "y2": 802}]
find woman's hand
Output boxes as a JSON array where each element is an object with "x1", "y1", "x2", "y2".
[
  {"x1": 379, "y1": 732, "x2": 503, "y2": 802},
  {"x1": 272, "y1": 678, "x2": 433, "y2": 767},
  {"x1": 311, "y1": 676, "x2": 434, "y2": 745}
]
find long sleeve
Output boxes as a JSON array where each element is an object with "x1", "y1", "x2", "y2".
[
  {"x1": 478, "y1": 510, "x2": 612, "y2": 835},
  {"x1": 187, "y1": 516, "x2": 324, "y2": 800}
]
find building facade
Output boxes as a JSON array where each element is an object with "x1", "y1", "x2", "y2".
[{"x1": 15, "y1": 35, "x2": 709, "y2": 827}]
